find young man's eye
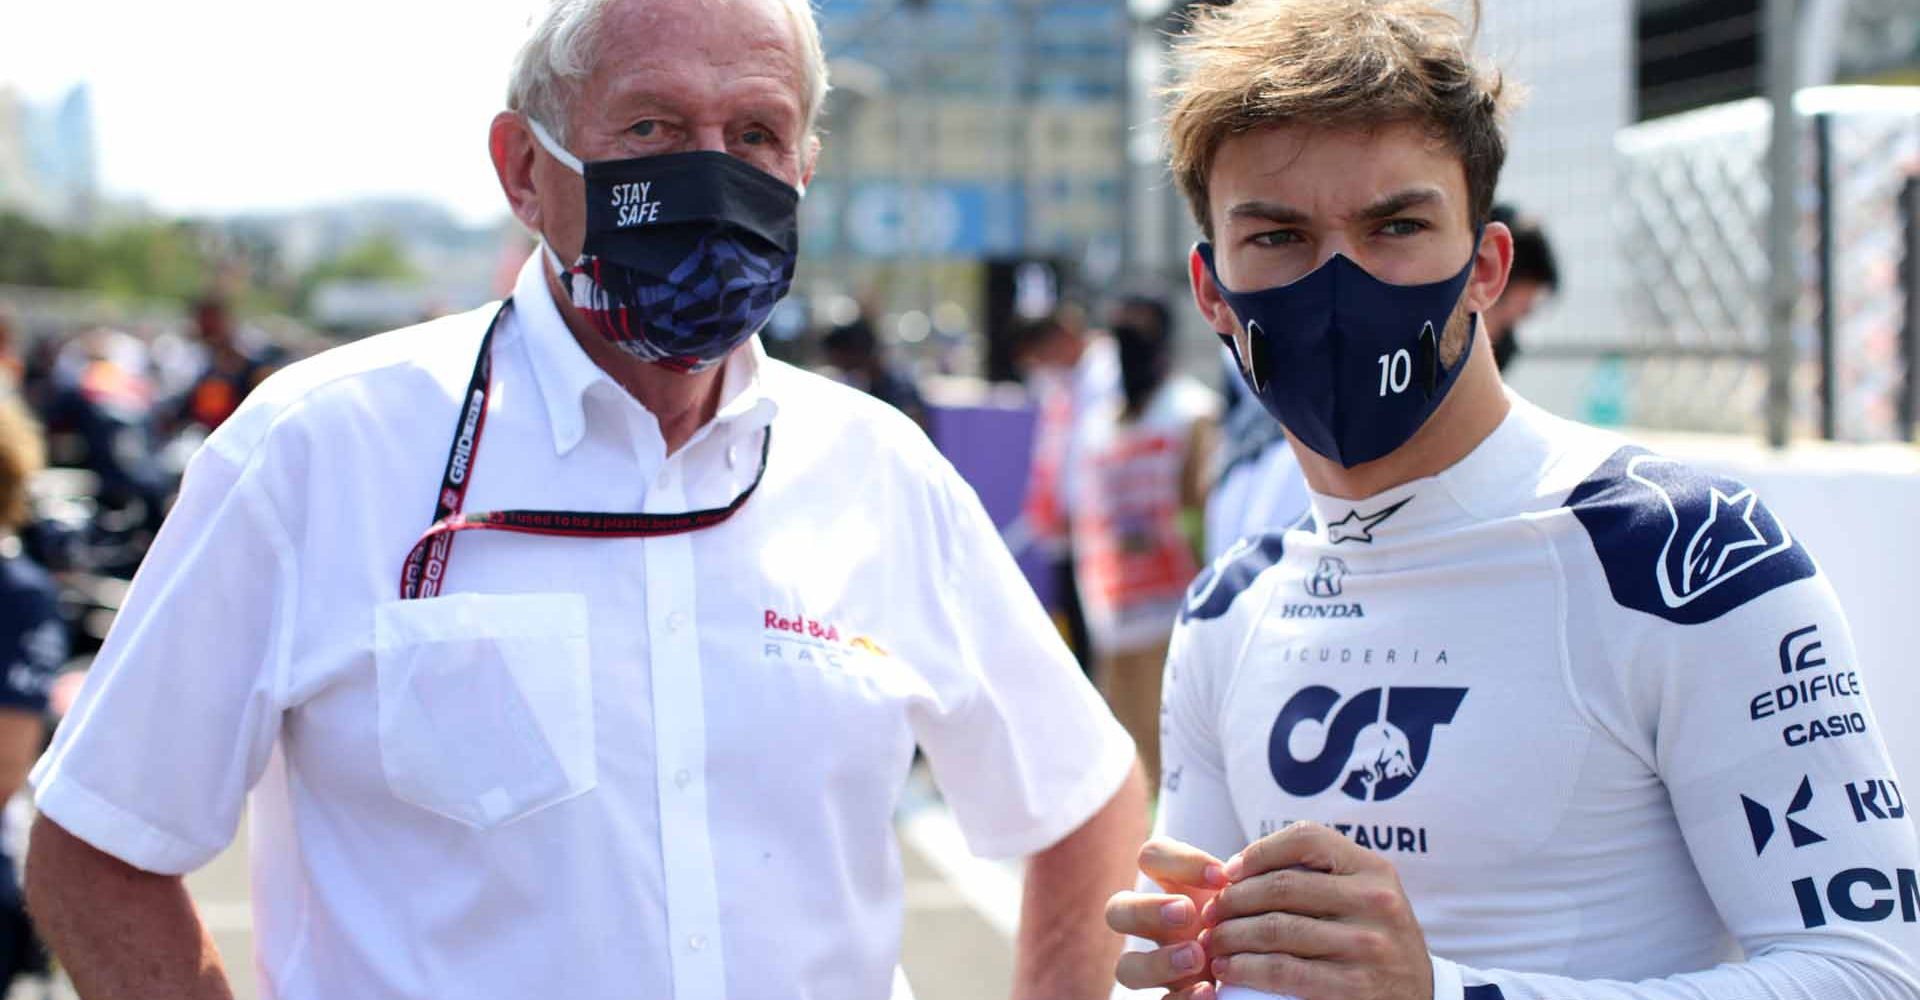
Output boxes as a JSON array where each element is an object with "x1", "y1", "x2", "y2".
[
  {"x1": 1251, "y1": 230, "x2": 1302, "y2": 247},
  {"x1": 1379, "y1": 218, "x2": 1427, "y2": 237}
]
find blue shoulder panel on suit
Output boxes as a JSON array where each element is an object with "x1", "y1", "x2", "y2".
[
  {"x1": 1563, "y1": 446, "x2": 1815, "y2": 625},
  {"x1": 1179, "y1": 532, "x2": 1289, "y2": 624}
]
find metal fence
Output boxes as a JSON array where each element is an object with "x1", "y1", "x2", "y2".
[{"x1": 1516, "y1": 87, "x2": 1920, "y2": 443}]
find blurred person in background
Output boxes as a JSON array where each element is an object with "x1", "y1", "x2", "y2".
[
  {"x1": 36, "y1": 329, "x2": 171, "y2": 550},
  {"x1": 1484, "y1": 204, "x2": 1559, "y2": 372},
  {"x1": 819, "y1": 313, "x2": 927, "y2": 427},
  {"x1": 1104, "y1": 2, "x2": 1919, "y2": 999},
  {"x1": 0, "y1": 310, "x2": 24, "y2": 391},
  {"x1": 1013, "y1": 309, "x2": 1119, "y2": 666},
  {"x1": 1069, "y1": 294, "x2": 1218, "y2": 788},
  {"x1": 168, "y1": 294, "x2": 281, "y2": 435},
  {"x1": 23, "y1": 1, "x2": 1146, "y2": 998},
  {"x1": 0, "y1": 394, "x2": 64, "y2": 992}
]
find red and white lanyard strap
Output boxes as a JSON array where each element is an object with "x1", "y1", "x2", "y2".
[{"x1": 398, "y1": 300, "x2": 773, "y2": 600}]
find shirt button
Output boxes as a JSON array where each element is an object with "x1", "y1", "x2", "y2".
[
  {"x1": 666, "y1": 610, "x2": 687, "y2": 632},
  {"x1": 656, "y1": 467, "x2": 674, "y2": 489},
  {"x1": 688, "y1": 933, "x2": 707, "y2": 951},
  {"x1": 675, "y1": 768, "x2": 693, "y2": 789}
]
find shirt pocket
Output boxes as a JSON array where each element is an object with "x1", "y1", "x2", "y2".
[{"x1": 372, "y1": 592, "x2": 595, "y2": 829}]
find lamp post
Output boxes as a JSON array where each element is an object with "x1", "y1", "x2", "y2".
[{"x1": 1763, "y1": 0, "x2": 1802, "y2": 450}]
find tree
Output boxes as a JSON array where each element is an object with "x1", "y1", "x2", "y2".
[
  {"x1": 0, "y1": 210, "x2": 66, "y2": 287},
  {"x1": 295, "y1": 234, "x2": 420, "y2": 315}
]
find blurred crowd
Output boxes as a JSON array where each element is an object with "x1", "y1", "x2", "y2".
[{"x1": 0, "y1": 294, "x2": 315, "y2": 992}]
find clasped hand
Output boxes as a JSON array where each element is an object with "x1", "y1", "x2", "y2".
[{"x1": 1103, "y1": 823, "x2": 1434, "y2": 1000}]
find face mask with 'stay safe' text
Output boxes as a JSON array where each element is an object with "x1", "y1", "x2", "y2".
[{"x1": 529, "y1": 117, "x2": 801, "y2": 374}]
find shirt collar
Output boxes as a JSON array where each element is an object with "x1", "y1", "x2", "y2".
[
  {"x1": 1305, "y1": 391, "x2": 1559, "y2": 545},
  {"x1": 511, "y1": 249, "x2": 778, "y2": 457}
]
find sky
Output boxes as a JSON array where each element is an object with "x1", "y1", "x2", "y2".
[{"x1": 2, "y1": 1, "x2": 542, "y2": 226}]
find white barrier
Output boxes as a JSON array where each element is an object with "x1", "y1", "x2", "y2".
[{"x1": 1645, "y1": 433, "x2": 1920, "y2": 796}]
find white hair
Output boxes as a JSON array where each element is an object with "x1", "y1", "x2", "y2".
[{"x1": 507, "y1": 0, "x2": 830, "y2": 146}]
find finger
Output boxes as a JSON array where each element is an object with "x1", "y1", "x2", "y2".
[
  {"x1": 1213, "y1": 951, "x2": 1346, "y2": 1000},
  {"x1": 1105, "y1": 891, "x2": 1201, "y2": 941},
  {"x1": 1169, "y1": 982, "x2": 1217, "y2": 1000},
  {"x1": 1227, "y1": 822, "x2": 1376, "y2": 882},
  {"x1": 1140, "y1": 838, "x2": 1230, "y2": 891},
  {"x1": 1115, "y1": 941, "x2": 1210, "y2": 991},
  {"x1": 1206, "y1": 909, "x2": 1361, "y2": 960},
  {"x1": 1205, "y1": 866, "x2": 1349, "y2": 924}
]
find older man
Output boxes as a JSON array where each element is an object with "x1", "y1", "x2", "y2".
[{"x1": 23, "y1": 2, "x2": 1147, "y2": 998}]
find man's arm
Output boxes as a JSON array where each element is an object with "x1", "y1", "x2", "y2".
[
  {"x1": 0, "y1": 708, "x2": 44, "y2": 804},
  {"x1": 1014, "y1": 762, "x2": 1150, "y2": 1000},
  {"x1": 25, "y1": 815, "x2": 234, "y2": 1000}
]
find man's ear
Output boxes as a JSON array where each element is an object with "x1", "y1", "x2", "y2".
[
  {"x1": 800, "y1": 134, "x2": 822, "y2": 191},
  {"x1": 490, "y1": 111, "x2": 543, "y2": 233},
  {"x1": 1189, "y1": 245, "x2": 1239, "y2": 336},
  {"x1": 1463, "y1": 220, "x2": 1514, "y2": 317}
]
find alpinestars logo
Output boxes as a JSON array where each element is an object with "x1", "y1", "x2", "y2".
[
  {"x1": 1269, "y1": 686, "x2": 1467, "y2": 802},
  {"x1": 1326, "y1": 498, "x2": 1411, "y2": 545},
  {"x1": 1742, "y1": 775, "x2": 1826, "y2": 855},
  {"x1": 1627, "y1": 456, "x2": 1797, "y2": 609}
]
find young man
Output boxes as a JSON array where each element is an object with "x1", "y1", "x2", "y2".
[{"x1": 1103, "y1": 3, "x2": 1920, "y2": 1000}]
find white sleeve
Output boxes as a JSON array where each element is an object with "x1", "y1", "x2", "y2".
[
  {"x1": 1435, "y1": 564, "x2": 1920, "y2": 1000},
  {"x1": 1152, "y1": 611, "x2": 1249, "y2": 864},
  {"x1": 1127, "y1": 542, "x2": 1276, "y2": 966},
  {"x1": 29, "y1": 443, "x2": 295, "y2": 875},
  {"x1": 905, "y1": 457, "x2": 1135, "y2": 860}
]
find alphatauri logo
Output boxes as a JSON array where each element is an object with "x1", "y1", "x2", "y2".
[{"x1": 1269, "y1": 686, "x2": 1467, "y2": 802}]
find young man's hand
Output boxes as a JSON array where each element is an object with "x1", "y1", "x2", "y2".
[
  {"x1": 1104, "y1": 838, "x2": 1232, "y2": 999},
  {"x1": 1202, "y1": 822, "x2": 1434, "y2": 1000}
]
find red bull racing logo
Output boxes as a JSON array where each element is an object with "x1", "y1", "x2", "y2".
[{"x1": 763, "y1": 609, "x2": 889, "y2": 660}]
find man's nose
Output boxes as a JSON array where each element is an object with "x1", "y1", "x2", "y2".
[
  {"x1": 1312, "y1": 235, "x2": 1359, "y2": 269},
  {"x1": 687, "y1": 126, "x2": 729, "y2": 155}
]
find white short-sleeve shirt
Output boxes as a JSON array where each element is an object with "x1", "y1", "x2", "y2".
[{"x1": 31, "y1": 251, "x2": 1135, "y2": 1000}]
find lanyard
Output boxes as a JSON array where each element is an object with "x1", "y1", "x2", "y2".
[{"x1": 399, "y1": 301, "x2": 772, "y2": 600}]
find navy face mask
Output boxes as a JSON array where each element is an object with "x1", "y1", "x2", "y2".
[
  {"x1": 530, "y1": 118, "x2": 800, "y2": 373},
  {"x1": 1198, "y1": 233, "x2": 1482, "y2": 468}
]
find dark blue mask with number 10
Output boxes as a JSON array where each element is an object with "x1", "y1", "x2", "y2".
[{"x1": 1198, "y1": 233, "x2": 1482, "y2": 468}]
